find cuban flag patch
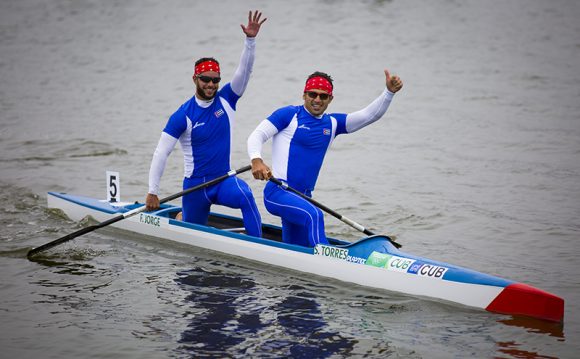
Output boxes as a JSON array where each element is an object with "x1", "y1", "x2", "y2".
[
  {"x1": 214, "y1": 109, "x2": 224, "y2": 118},
  {"x1": 323, "y1": 128, "x2": 331, "y2": 135}
]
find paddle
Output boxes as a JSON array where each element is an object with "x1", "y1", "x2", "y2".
[
  {"x1": 27, "y1": 165, "x2": 252, "y2": 258},
  {"x1": 268, "y1": 177, "x2": 402, "y2": 249}
]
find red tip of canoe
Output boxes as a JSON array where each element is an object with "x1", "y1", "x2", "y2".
[{"x1": 486, "y1": 283, "x2": 564, "y2": 323}]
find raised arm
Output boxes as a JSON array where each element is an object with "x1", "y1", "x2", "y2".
[
  {"x1": 345, "y1": 69, "x2": 403, "y2": 133},
  {"x1": 231, "y1": 11, "x2": 267, "y2": 96}
]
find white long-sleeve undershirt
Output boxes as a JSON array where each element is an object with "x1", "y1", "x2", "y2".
[
  {"x1": 230, "y1": 37, "x2": 255, "y2": 97},
  {"x1": 247, "y1": 88, "x2": 395, "y2": 160},
  {"x1": 345, "y1": 88, "x2": 394, "y2": 133},
  {"x1": 148, "y1": 132, "x2": 178, "y2": 195},
  {"x1": 247, "y1": 120, "x2": 279, "y2": 160}
]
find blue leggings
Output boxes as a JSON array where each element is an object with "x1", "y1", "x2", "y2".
[
  {"x1": 263, "y1": 181, "x2": 328, "y2": 247},
  {"x1": 182, "y1": 175, "x2": 262, "y2": 237}
]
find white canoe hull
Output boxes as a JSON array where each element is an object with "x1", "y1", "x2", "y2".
[{"x1": 45, "y1": 192, "x2": 564, "y2": 322}]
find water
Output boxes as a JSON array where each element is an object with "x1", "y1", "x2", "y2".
[{"x1": 1, "y1": 0, "x2": 579, "y2": 357}]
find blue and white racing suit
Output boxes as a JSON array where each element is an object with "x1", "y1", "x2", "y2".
[
  {"x1": 248, "y1": 89, "x2": 396, "y2": 246},
  {"x1": 148, "y1": 38, "x2": 262, "y2": 237}
]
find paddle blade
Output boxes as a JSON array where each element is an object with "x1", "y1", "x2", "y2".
[
  {"x1": 27, "y1": 214, "x2": 125, "y2": 258},
  {"x1": 27, "y1": 224, "x2": 100, "y2": 258}
]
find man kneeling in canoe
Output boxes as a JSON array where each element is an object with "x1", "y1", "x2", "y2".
[
  {"x1": 145, "y1": 11, "x2": 267, "y2": 237},
  {"x1": 248, "y1": 69, "x2": 403, "y2": 247}
]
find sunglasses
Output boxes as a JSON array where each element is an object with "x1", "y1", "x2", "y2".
[
  {"x1": 197, "y1": 75, "x2": 221, "y2": 84},
  {"x1": 305, "y1": 91, "x2": 330, "y2": 101}
]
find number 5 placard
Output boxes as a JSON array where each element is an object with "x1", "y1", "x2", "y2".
[{"x1": 106, "y1": 171, "x2": 120, "y2": 203}]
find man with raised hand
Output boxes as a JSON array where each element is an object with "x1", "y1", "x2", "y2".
[
  {"x1": 248, "y1": 69, "x2": 403, "y2": 246},
  {"x1": 146, "y1": 11, "x2": 267, "y2": 237}
]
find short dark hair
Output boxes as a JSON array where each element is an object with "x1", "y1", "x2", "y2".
[
  {"x1": 195, "y1": 57, "x2": 219, "y2": 66},
  {"x1": 306, "y1": 71, "x2": 333, "y2": 88}
]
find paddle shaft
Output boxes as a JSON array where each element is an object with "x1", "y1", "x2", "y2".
[
  {"x1": 269, "y1": 177, "x2": 401, "y2": 248},
  {"x1": 27, "y1": 165, "x2": 252, "y2": 258}
]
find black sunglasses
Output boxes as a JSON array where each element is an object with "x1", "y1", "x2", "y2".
[
  {"x1": 197, "y1": 75, "x2": 221, "y2": 84},
  {"x1": 305, "y1": 91, "x2": 330, "y2": 101}
]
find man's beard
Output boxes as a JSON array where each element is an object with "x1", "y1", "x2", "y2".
[{"x1": 197, "y1": 86, "x2": 216, "y2": 101}]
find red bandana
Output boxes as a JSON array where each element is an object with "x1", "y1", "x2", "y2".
[
  {"x1": 195, "y1": 60, "x2": 220, "y2": 75},
  {"x1": 304, "y1": 76, "x2": 333, "y2": 96}
]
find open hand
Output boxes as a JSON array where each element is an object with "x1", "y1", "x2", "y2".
[{"x1": 241, "y1": 10, "x2": 267, "y2": 38}]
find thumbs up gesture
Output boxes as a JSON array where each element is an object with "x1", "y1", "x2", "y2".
[{"x1": 385, "y1": 69, "x2": 403, "y2": 93}]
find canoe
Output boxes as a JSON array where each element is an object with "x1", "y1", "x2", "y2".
[{"x1": 45, "y1": 191, "x2": 564, "y2": 323}]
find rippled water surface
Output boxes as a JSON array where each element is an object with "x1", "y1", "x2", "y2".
[{"x1": 1, "y1": 0, "x2": 579, "y2": 358}]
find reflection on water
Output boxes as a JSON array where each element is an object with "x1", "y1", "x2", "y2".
[
  {"x1": 175, "y1": 267, "x2": 357, "y2": 358},
  {"x1": 494, "y1": 316, "x2": 565, "y2": 359},
  {"x1": 176, "y1": 267, "x2": 259, "y2": 355},
  {"x1": 496, "y1": 341, "x2": 559, "y2": 359},
  {"x1": 498, "y1": 317, "x2": 565, "y2": 339},
  {"x1": 267, "y1": 290, "x2": 356, "y2": 357}
]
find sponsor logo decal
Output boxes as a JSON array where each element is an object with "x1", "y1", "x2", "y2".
[
  {"x1": 387, "y1": 256, "x2": 416, "y2": 273},
  {"x1": 193, "y1": 121, "x2": 205, "y2": 129},
  {"x1": 407, "y1": 261, "x2": 424, "y2": 274},
  {"x1": 346, "y1": 255, "x2": 366, "y2": 264},
  {"x1": 407, "y1": 261, "x2": 448, "y2": 279},
  {"x1": 366, "y1": 252, "x2": 416, "y2": 272},
  {"x1": 416, "y1": 264, "x2": 448, "y2": 279},
  {"x1": 365, "y1": 252, "x2": 448, "y2": 279},
  {"x1": 366, "y1": 251, "x2": 391, "y2": 267},
  {"x1": 298, "y1": 124, "x2": 311, "y2": 130},
  {"x1": 317, "y1": 247, "x2": 449, "y2": 277}
]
